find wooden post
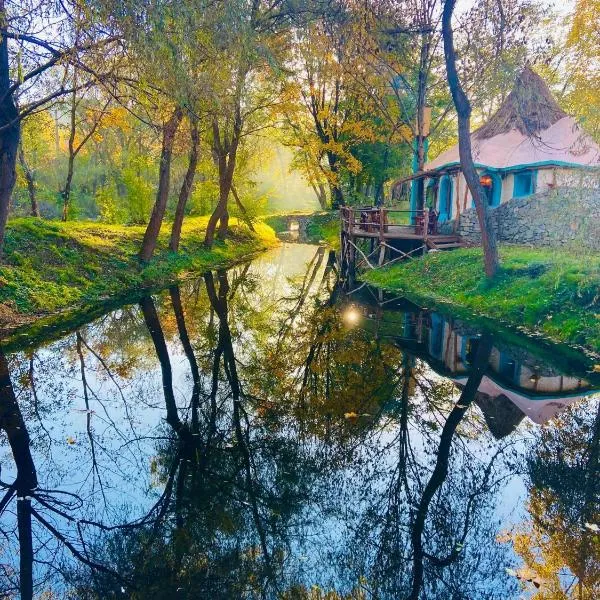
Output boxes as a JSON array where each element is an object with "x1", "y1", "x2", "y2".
[
  {"x1": 378, "y1": 206, "x2": 386, "y2": 266},
  {"x1": 422, "y1": 208, "x2": 430, "y2": 255},
  {"x1": 348, "y1": 207, "x2": 356, "y2": 279}
]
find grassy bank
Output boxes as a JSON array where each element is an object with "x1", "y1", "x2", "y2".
[
  {"x1": 364, "y1": 246, "x2": 600, "y2": 355},
  {"x1": 263, "y1": 211, "x2": 339, "y2": 247},
  {"x1": 0, "y1": 217, "x2": 277, "y2": 333}
]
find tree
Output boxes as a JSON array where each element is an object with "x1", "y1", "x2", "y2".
[
  {"x1": 511, "y1": 401, "x2": 600, "y2": 598},
  {"x1": 0, "y1": 0, "x2": 121, "y2": 251},
  {"x1": 441, "y1": 0, "x2": 499, "y2": 278},
  {"x1": 170, "y1": 118, "x2": 200, "y2": 251},
  {"x1": 138, "y1": 107, "x2": 183, "y2": 261},
  {"x1": 61, "y1": 86, "x2": 112, "y2": 221},
  {"x1": 203, "y1": 0, "x2": 303, "y2": 247},
  {"x1": 287, "y1": 5, "x2": 381, "y2": 208}
]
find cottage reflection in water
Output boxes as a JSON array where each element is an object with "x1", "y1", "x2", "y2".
[{"x1": 354, "y1": 298, "x2": 595, "y2": 436}]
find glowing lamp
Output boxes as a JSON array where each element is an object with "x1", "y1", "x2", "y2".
[
  {"x1": 343, "y1": 306, "x2": 360, "y2": 326},
  {"x1": 480, "y1": 175, "x2": 492, "y2": 187}
]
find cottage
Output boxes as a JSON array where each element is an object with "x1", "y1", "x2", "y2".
[{"x1": 421, "y1": 67, "x2": 600, "y2": 223}]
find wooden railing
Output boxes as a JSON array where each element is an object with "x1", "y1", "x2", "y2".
[{"x1": 340, "y1": 206, "x2": 437, "y2": 237}]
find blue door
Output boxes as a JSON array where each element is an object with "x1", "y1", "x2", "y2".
[{"x1": 438, "y1": 175, "x2": 453, "y2": 222}]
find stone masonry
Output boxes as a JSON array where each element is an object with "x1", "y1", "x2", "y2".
[{"x1": 439, "y1": 187, "x2": 600, "y2": 251}]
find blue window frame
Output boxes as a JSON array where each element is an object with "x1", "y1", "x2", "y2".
[
  {"x1": 513, "y1": 171, "x2": 536, "y2": 198},
  {"x1": 438, "y1": 175, "x2": 453, "y2": 222},
  {"x1": 429, "y1": 314, "x2": 444, "y2": 359}
]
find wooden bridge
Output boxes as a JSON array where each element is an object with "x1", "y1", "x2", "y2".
[{"x1": 340, "y1": 206, "x2": 465, "y2": 273}]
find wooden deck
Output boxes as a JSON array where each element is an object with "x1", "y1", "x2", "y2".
[{"x1": 340, "y1": 206, "x2": 466, "y2": 273}]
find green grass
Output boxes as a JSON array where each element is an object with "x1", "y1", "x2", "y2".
[
  {"x1": 0, "y1": 217, "x2": 277, "y2": 328},
  {"x1": 263, "y1": 211, "x2": 340, "y2": 247},
  {"x1": 304, "y1": 212, "x2": 339, "y2": 247},
  {"x1": 364, "y1": 246, "x2": 600, "y2": 354}
]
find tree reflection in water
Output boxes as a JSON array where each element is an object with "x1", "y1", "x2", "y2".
[{"x1": 0, "y1": 246, "x2": 597, "y2": 599}]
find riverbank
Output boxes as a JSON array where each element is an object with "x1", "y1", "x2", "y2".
[
  {"x1": 364, "y1": 246, "x2": 600, "y2": 356},
  {"x1": 263, "y1": 211, "x2": 339, "y2": 247},
  {"x1": 0, "y1": 217, "x2": 277, "y2": 337}
]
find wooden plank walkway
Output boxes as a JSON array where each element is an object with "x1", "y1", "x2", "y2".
[{"x1": 340, "y1": 206, "x2": 466, "y2": 273}]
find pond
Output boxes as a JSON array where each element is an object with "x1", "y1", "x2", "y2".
[{"x1": 0, "y1": 244, "x2": 598, "y2": 599}]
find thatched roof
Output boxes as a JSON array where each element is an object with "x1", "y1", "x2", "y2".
[
  {"x1": 474, "y1": 67, "x2": 567, "y2": 140},
  {"x1": 425, "y1": 66, "x2": 600, "y2": 172},
  {"x1": 474, "y1": 392, "x2": 526, "y2": 440}
]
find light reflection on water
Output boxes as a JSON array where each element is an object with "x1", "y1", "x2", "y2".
[{"x1": 0, "y1": 243, "x2": 598, "y2": 599}]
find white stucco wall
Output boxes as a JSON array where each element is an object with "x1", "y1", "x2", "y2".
[{"x1": 432, "y1": 166, "x2": 598, "y2": 218}]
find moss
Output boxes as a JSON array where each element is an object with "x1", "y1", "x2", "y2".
[
  {"x1": 364, "y1": 246, "x2": 600, "y2": 355},
  {"x1": 0, "y1": 217, "x2": 277, "y2": 332}
]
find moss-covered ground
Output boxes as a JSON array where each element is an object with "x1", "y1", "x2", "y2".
[
  {"x1": 364, "y1": 246, "x2": 600, "y2": 355},
  {"x1": 0, "y1": 217, "x2": 277, "y2": 333}
]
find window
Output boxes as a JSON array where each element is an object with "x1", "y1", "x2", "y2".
[
  {"x1": 513, "y1": 171, "x2": 535, "y2": 198},
  {"x1": 438, "y1": 175, "x2": 453, "y2": 221}
]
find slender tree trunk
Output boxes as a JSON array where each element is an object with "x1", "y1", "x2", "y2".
[
  {"x1": 62, "y1": 159, "x2": 75, "y2": 221},
  {"x1": 18, "y1": 142, "x2": 39, "y2": 217},
  {"x1": 442, "y1": 0, "x2": 499, "y2": 278},
  {"x1": 0, "y1": 2, "x2": 20, "y2": 253},
  {"x1": 414, "y1": 35, "x2": 430, "y2": 212},
  {"x1": 62, "y1": 84, "x2": 77, "y2": 221},
  {"x1": 204, "y1": 119, "x2": 239, "y2": 248},
  {"x1": 326, "y1": 151, "x2": 344, "y2": 207},
  {"x1": 170, "y1": 118, "x2": 199, "y2": 252},
  {"x1": 231, "y1": 184, "x2": 255, "y2": 231},
  {"x1": 217, "y1": 206, "x2": 229, "y2": 240},
  {"x1": 316, "y1": 182, "x2": 328, "y2": 210},
  {"x1": 139, "y1": 108, "x2": 183, "y2": 262}
]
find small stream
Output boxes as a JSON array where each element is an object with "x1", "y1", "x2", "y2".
[{"x1": 0, "y1": 243, "x2": 598, "y2": 599}]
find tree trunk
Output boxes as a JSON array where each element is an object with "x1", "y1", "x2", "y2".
[
  {"x1": 442, "y1": 0, "x2": 499, "y2": 278},
  {"x1": 231, "y1": 184, "x2": 255, "y2": 232},
  {"x1": 170, "y1": 118, "x2": 199, "y2": 252},
  {"x1": 326, "y1": 151, "x2": 344, "y2": 207},
  {"x1": 0, "y1": 4, "x2": 20, "y2": 253},
  {"x1": 217, "y1": 207, "x2": 229, "y2": 240},
  {"x1": 62, "y1": 157, "x2": 75, "y2": 221},
  {"x1": 62, "y1": 84, "x2": 77, "y2": 222},
  {"x1": 414, "y1": 35, "x2": 430, "y2": 212},
  {"x1": 18, "y1": 142, "x2": 39, "y2": 217},
  {"x1": 204, "y1": 118, "x2": 240, "y2": 249},
  {"x1": 139, "y1": 108, "x2": 183, "y2": 262},
  {"x1": 316, "y1": 182, "x2": 328, "y2": 210}
]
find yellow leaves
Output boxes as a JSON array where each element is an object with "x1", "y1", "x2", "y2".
[
  {"x1": 568, "y1": 0, "x2": 600, "y2": 50},
  {"x1": 339, "y1": 120, "x2": 376, "y2": 143}
]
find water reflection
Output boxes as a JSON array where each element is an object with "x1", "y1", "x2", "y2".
[{"x1": 0, "y1": 244, "x2": 597, "y2": 599}]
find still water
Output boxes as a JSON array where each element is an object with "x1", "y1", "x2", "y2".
[{"x1": 0, "y1": 244, "x2": 598, "y2": 599}]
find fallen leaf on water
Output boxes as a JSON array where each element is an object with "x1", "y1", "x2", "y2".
[{"x1": 66, "y1": 436, "x2": 77, "y2": 445}]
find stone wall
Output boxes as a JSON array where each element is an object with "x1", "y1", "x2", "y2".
[{"x1": 440, "y1": 187, "x2": 600, "y2": 251}]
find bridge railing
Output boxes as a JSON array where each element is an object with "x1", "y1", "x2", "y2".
[{"x1": 340, "y1": 206, "x2": 435, "y2": 237}]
